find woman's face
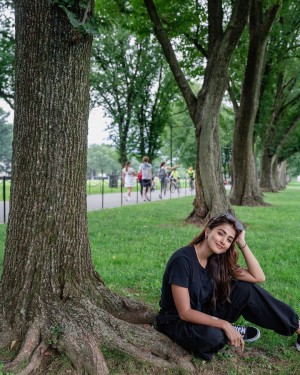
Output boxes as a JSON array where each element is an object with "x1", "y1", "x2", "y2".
[{"x1": 205, "y1": 223, "x2": 236, "y2": 254}]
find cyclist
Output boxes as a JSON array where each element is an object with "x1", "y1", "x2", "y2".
[
  {"x1": 187, "y1": 166, "x2": 195, "y2": 190},
  {"x1": 170, "y1": 168, "x2": 180, "y2": 191}
]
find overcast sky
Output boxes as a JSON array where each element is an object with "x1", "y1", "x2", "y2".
[{"x1": 88, "y1": 107, "x2": 110, "y2": 145}]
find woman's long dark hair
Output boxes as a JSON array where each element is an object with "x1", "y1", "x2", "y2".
[{"x1": 189, "y1": 216, "x2": 241, "y2": 310}]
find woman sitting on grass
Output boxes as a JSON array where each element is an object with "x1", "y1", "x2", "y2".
[{"x1": 156, "y1": 213, "x2": 300, "y2": 361}]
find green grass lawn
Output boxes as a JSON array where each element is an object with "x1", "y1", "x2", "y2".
[{"x1": 0, "y1": 183, "x2": 300, "y2": 374}]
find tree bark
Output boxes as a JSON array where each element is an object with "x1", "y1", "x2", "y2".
[
  {"x1": 260, "y1": 110, "x2": 300, "y2": 192},
  {"x1": 260, "y1": 148, "x2": 276, "y2": 192},
  {"x1": 277, "y1": 161, "x2": 288, "y2": 189},
  {"x1": 0, "y1": 1, "x2": 195, "y2": 373},
  {"x1": 230, "y1": 0, "x2": 280, "y2": 206},
  {"x1": 271, "y1": 155, "x2": 280, "y2": 190},
  {"x1": 144, "y1": 0, "x2": 252, "y2": 222}
]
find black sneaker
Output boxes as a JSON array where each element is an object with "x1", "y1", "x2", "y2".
[
  {"x1": 296, "y1": 334, "x2": 300, "y2": 352},
  {"x1": 233, "y1": 325, "x2": 260, "y2": 342}
]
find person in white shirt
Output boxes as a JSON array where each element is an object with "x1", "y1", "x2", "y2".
[
  {"x1": 138, "y1": 156, "x2": 152, "y2": 201},
  {"x1": 122, "y1": 161, "x2": 135, "y2": 201}
]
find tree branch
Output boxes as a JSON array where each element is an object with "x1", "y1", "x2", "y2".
[
  {"x1": 208, "y1": 0, "x2": 223, "y2": 53},
  {"x1": 217, "y1": 0, "x2": 252, "y2": 58},
  {"x1": 183, "y1": 32, "x2": 208, "y2": 58},
  {"x1": 227, "y1": 80, "x2": 239, "y2": 115},
  {"x1": 279, "y1": 92, "x2": 300, "y2": 116},
  {"x1": 262, "y1": 2, "x2": 281, "y2": 36},
  {"x1": 81, "y1": 0, "x2": 91, "y2": 24},
  {"x1": 276, "y1": 113, "x2": 300, "y2": 155},
  {"x1": 143, "y1": 0, "x2": 197, "y2": 120}
]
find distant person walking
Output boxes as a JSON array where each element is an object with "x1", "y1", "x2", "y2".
[
  {"x1": 137, "y1": 170, "x2": 143, "y2": 197},
  {"x1": 158, "y1": 161, "x2": 168, "y2": 199},
  {"x1": 122, "y1": 161, "x2": 135, "y2": 201},
  {"x1": 138, "y1": 156, "x2": 152, "y2": 201}
]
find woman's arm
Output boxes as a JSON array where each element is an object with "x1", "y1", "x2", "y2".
[
  {"x1": 171, "y1": 284, "x2": 245, "y2": 350},
  {"x1": 235, "y1": 231, "x2": 265, "y2": 283}
]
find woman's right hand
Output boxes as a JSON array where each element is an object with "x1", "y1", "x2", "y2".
[{"x1": 222, "y1": 321, "x2": 244, "y2": 351}]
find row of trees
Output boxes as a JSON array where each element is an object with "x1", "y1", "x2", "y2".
[
  {"x1": 87, "y1": 144, "x2": 120, "y2": 178},
  {"x1": 57, "y1": 0, "x2": 300, "y2": 218},
  {"x1": 90, "y1": 27, "x2": 180, "y2": 165},
  {"x1": 0, "y1": 1, "x2": 299, "y2": 374},
  {"x1": 2, "y1": 1, "x2": 299, "y2": 210},
  {"x1": 140, "y1": 0, "x2": 300, "y2": 219}
]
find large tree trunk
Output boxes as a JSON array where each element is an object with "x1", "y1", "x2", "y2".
[
  {"x1": 144, "y1": 0, "x2": 252, "y2": 223},
  {"x1": 271, "y1": 156, "x2": 287, "y2": 191},
  {"x1": 188, "y1": 67, "x2": 233, "y2": 222},
  {"x1": 0, "y1": 2, "x2": 195, "y2": 374},
  {"x1": 230, "y1": 0, "x2": 280, "y2": 206},
  {"x1": 277, "y1": 160, "x2": 288, "y2": 189},
  {"x1": 259, "y1": 147, "x2": 276, "y2": 191}
]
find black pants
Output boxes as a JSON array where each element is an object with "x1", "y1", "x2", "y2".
[
  {"x1": 160, "y1": 177, "x2": 166, "y2": 195},
  {"x1": 156, "y1": 281, "x2": 299, "y2": 361}
]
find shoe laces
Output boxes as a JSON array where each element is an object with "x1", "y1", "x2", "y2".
[{"x1": 234, "y1": 326, "x2": 246, "y2": 335}]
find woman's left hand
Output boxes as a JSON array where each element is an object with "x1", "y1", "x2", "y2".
[{"x1": 236, "y1": 230, "x2": 246, "y2": 249}]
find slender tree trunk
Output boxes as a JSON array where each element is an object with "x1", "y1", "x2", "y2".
[
  {"x1": 230, "y1": 1, "x2": 280, "y2": 206},
  {"x1": 0, "y1": 2, "x2": 195, "y2": 373},
  {"x1": 277, "y1": 161, "x2": 288, "y2": 189},
  {"x1": 271, "y1": 155, "x2": 280, "y2": 190},
  {"x1": 259, "y1": 147, "x2": 276, "y2": 191},
  {"x1": 119, "y1": 132, "x2": 128, "y2": 165},
  {"x1": 271, "y1": 155, "x2": 287, "y2": 191}
]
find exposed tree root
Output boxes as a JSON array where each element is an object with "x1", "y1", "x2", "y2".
[
  {"x1": 1, "y1": 295, "x2": 195, "y2": 375},
  {"x1": 0, "y1": 318, "x2": 16, "y2": 349},
  {"x1": 186, "y1": 197, "x2": 209, "y2": 225},
  {"x1": 92, "y1": 280, "x2": 156, "y2": 324},
  {"x1": 260, "y1": 187, "x2": 280, "y2": 193},
  {"x1": 3, "y1": 318, "x2": 45, "y2": 374},
  {"x1": 16, "y1": 341, "x2": 48, "y2": 375},
  {"x1": 230, "y1": 193, "x2": 269, "y2": 207},
  {"x1": 58, "y1": 325, "x2": 109, "y2": 375},
  {"x1": 50, "y1": 298, "x2": 195, "y2": 374}
]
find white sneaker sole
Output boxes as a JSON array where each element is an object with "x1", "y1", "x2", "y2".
[{"x1": 244, "y1": 329, "x2": 260, "y2": 343}]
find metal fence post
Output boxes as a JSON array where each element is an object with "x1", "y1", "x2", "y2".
[
  {"x1": 101, "y1": 170, "x2": 104, "y2": 209},
  {"x1": 120, "y1": 170, "x2": 123, "y2": 206},
  {"x1": 3, "y1": 176, "x2": 6, "y2": 223}
]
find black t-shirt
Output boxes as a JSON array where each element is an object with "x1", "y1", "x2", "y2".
[{"x1": 159, "y1": 245, "x2": 213, "y2": 314}]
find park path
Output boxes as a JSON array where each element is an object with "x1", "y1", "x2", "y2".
[{"x1": 0, "y1": 188, "x2": 194, "y2": 225}]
